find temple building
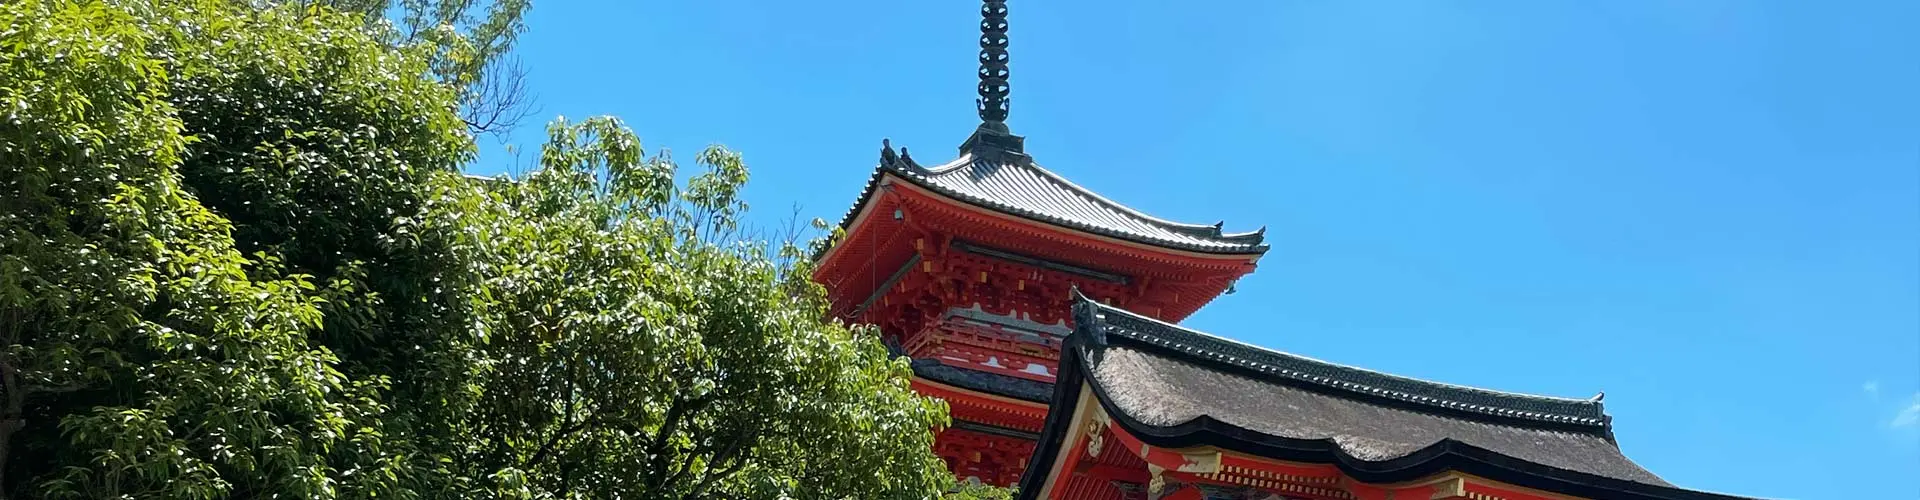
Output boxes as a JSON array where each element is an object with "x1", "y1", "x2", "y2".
[{"x1": 811, "y1": 2, "x2": 1752, "y2": 499}]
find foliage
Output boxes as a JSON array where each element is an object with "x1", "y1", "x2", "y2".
[
  {"x1": 0, "y1": 1, "x2": 399, "y2": 498},
  {"x1": 435, "y1": 117, "x2": 952, "y2": 498},
  {"x1": 291, "y1": 0, "x2": 536, "y2": 135},
  {"x1": 947, "y1": 484, "x2": 1016, "y2": 500},
  {"x1": 159, "y1": 2, "x2": 485, "y2": 495},
  {"x1": 0, "y1": 1, "x2": 956, "y2": 498}
]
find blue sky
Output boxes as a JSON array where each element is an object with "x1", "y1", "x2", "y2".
[{"x1": 466, "y1": 1, "x2": 1920, "y2": 497}]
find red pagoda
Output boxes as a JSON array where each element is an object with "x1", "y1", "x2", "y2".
[{"x1": 812, "y1": 2, "x2": 1754, "y2": 499}]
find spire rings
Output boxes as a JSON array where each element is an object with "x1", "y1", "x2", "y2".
[{"x1": 976, "y1": 0, "x2": 1011, "y2": 124}]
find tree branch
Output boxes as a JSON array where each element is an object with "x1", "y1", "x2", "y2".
[
  {"x1": 683, "y1": 424, "x2": 758, "y2": 500},
  {"x1": 0, "y1": 357, "x2": 28, "y2": 500},
  {"x1": 522, "y1": 419, "x2": 589, "y2": 469},
  {"x1": 460, "y1": 55, "x2": 537, "y2": 138},
  {"x1": 525, "y1": 333, "x2": 588, "y2": 469},
  {"x1": 642, "y1": 393, "x2": 715, "y2": 490}
]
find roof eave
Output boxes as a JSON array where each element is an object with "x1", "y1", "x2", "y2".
[
  {"x1": 835, "y1": 165, "x2": 1271, "y2": 256},
  {"x1": 1016, "y1": 329, "x2": 1762, "y2": 500},
  {"x1": 1079, "y1": 297, "x2": 1611, "y2": 428},
  {"x1": 909, "y1": 359, "x2": 1054, "y2": 403}
]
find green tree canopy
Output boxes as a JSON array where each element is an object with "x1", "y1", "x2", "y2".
[
  {"x1": 438, "y1": 117, "x2": 950, "y2": 498},
  {"x1": 1, "y1": 1, "x2": 956, "y2": 498}
]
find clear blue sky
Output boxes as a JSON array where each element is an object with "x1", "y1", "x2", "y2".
[{"x1": 467, "y1": 1, "x2": 1920, "y2": 498}]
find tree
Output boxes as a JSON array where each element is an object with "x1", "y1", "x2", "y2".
[
  {"x1": 2, "y1": 1, "x2": 957, "y2": 498},
  {"x1": 436, "y1": 117, "x2": 952, "y2": 498},
  {"x1": 0, "y1": 2, "x2": 402, "y2": 498},
  {"x1": 948, "y1": 484, "x2": 1016, "y2": 500},
  {"x1": 291, "y1": 0, "x2": 537, "y2": 136},
  {"x1": 159, "y1": 3, "x2": 488, "y2": 495}
]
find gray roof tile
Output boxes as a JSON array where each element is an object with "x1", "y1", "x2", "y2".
[
  {"x1": 910, "y1": 358, "x2": 1055, "y2": 403},
  {"x1": 1089, "y1": 346, "x2": 1670, "y2": 485},
  {"x1": 1080, "y1": 299, "x2": 1609, "y2": 427},
  {"x1": 1068, "y1": 297, "x2": 1685, "y2": 487},
  {"x1": 838, "y1": 151, "x2": 1268, "y2": 254}
]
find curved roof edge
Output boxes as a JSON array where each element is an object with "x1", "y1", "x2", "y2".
[
  {"x1": 1014, "y1": 318, "x2": 1764, "y2": 500},
  {"x1": 910, "y1": 358, "x2": 1054, "y2": 404},
  {"x1": 829, "y1": 142, "x2": 1270, "y2": 256},
  {"x1": 1071, "y1": 295, "x2": 1611, "y2": 429},
  {"x1": 912, "y1": 153, "x2": 1267, "y2": 241}
]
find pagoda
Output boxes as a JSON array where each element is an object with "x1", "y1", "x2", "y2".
[
  {"x1": 813, "y1": 2, "x2": 1755, "y2": 499},
  {"x1": 811, "y1": 0, "x2": 1266, "y2": 487}
]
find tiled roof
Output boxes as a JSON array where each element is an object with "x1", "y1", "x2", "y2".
[
  {"x1": 1092, "y1": 347, "x2": 1668, "y2": 485},
  {"x1": 910, "y1": 358, "x2": 1054, "y2": 403},
  {"x1": 1068, "y1": 297, "x2": 1685, "y2": 487},
  {"x1": 1082, "y1": 301, "x2": 1609, "y2": 428},
  {"x1": 837, "y1": 147, "x2": 1268, "y2": 254},
  {"x1": 1012, "y1": 304, "x2": 1761, "y2": 500}
]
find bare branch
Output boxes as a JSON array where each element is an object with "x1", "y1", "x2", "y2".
[{"x1": 461, "y1": 55, "x2": 539, "y2": 138}]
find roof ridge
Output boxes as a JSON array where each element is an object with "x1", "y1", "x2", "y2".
[
  {"x1": 897, "y1": 152, "x2": 975, "y2": 175},
  {"x1": 1072, "y1": 296, "x2": 1611, "y2": 429}
]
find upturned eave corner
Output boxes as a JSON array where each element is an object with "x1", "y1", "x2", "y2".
[{"x1": 878, "y1": 137, "x2": 925, "y2": 173}]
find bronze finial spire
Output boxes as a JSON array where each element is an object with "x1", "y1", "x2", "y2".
[
  {"x1": 960, "y1": 0, "x2": 1025, "y2": 156},
  {"x1": 976, "y1": 0, "x2": 1011, "y2": 129}
]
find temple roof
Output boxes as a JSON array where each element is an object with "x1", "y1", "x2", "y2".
[
  {"x1": 837, "y1": 148, "x2": 1269, "y2": 255},
  {"x1": 910, "y1": 358, "x2": 1054, "y2": 403},
  {"x1": 1016, "y1": 296, "x2": 1758, "y2": 500},
  {"x1": 1087, "y1": 302, "x2": 1611, "y2": 429},
  {"x1": 1094, "y1": 347, "x2": 1667, "y2": 481}
]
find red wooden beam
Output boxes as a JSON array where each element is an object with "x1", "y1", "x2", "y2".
[
  {"x1": 1073, "y1": 462, "x2": 1150, "y2": 485},
  {"x1": 1045, "y1": 433, "x2": 1094, "y2": 500}
]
